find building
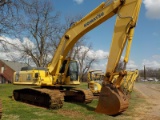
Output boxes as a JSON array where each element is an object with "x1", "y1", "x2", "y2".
[{"x1": 0, "y1": 59, "x2": 28, "y2": 83}]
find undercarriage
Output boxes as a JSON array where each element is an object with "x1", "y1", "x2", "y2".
[{"x1": 13, "y1": 87, "x2": 93, "y2": 109}]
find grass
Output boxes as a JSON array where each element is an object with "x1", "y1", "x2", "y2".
[{"x1": 0, "y1": 82, "x2": 146, "y2": 120}]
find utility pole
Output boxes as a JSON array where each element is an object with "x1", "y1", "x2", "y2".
[{"x1": 144, "y1": 65, "x2": 146, "y2": 80}]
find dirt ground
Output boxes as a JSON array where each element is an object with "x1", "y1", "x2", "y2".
[{"x1": 133, "y1": 82, "x2": 160, "y2": 120}]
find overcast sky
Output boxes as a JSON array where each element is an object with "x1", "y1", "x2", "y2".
[{"x1": 1, "y1": 0, "x2": 160, "y2": 72}]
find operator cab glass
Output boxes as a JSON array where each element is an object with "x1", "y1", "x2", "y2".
[
  {"x1": 60, "y1": 60, "x2": 79, "y2": 81},
  {"x1": 68, "y1": 61, "x2": 79, "y2": 81}
]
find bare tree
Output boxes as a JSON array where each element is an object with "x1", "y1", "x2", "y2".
[
  {"x1": 0, "y1": 0, "x2": 20, "y2": 58},
  {"x1": 0, "y1": 0, "x2": 11, "y2": 6},
  {"x1": 116, "y1": 60, "x2": 125, "y2": 72},
  {"x1": 0, "y1": 0, "x2": 17, "y2": 36},
  {"x1": 139, "y1": 67, "x2": 160, "y2": 80},
  {"x1": 75, "y1": 45, "x2": 97, "y2": 81},
  {"x1": 3, "y1": 0, "x2": 61, "y2": 67}
]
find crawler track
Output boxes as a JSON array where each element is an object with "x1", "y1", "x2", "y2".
[
  {"x1": 73, "y1": 88, "x2": 94, "y2": 103},
  {"x1": 13, "y1": 88, "x2": 93, "y2": 109},
  {"x1": 13, "y1": 88, "x2": 64, "y2": 109},
  {"x1": 64, "y1": 88, "x2": 93, "y2": 103}
]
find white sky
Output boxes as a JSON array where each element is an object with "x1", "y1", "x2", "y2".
[
  {"x1": 73, "y1": 0, "x2": 84, "y2": 4},
  {"x1": 143, "y1": 0, "x2": 160, "y2": 19}
]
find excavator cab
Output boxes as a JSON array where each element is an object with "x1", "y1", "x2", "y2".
[
  {"x1": 59, "y1": 59, "x2": 80, "y2": 85},
  {"x1": 68, "y1": 61, "x2": 79, "y2": 82}
]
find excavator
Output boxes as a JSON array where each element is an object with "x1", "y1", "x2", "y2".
[
  {"x1": 13, "y1": 0, "x2": 142, "y2": 115},
  {"x1": 114, "y1": 69, "x2": 139, "y2": 94},
  {"x1": 88, "y1": 70, "x2": 103, "y2": 95},
  {"x1": 88, "y1": 69, "x2": 139, "y2": 95}
]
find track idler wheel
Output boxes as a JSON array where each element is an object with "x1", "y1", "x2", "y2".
[{"x1": 95, "y1": 83, "x2": 129, "y2": 115}]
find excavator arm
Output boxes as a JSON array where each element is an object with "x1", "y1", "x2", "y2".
[
  {"x1": 95, "y1": 0, "x2": 142, "y2": 115},
  {"x1": 106, "y1": 1, "x2": 141, "y2": 73}
]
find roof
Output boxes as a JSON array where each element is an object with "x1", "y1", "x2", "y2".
[{"x1": 0, "y1": 59, "x2": 28, "y2": 71}]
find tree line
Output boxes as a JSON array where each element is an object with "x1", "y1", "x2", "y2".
[{"x1": 139, "y1": 67, "x2": 160, "y2": 80}]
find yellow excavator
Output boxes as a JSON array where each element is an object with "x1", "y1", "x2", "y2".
[
  {"x1": 120, "y1": 69, "x2": 139, "y2": 94},
  {"x1": 13, "y1": 0, "x2": 142, "y2": 115},
  {"x1": 88, "y1": 69, "x2": 139, "y2": 96},
  {"x1": 88, "y1": 70, "x2": 103, "y2": 95}
]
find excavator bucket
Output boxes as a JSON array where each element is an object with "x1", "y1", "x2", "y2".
[{"x1": 95, "y1": 84, "x2": 129, "y2": 115}]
